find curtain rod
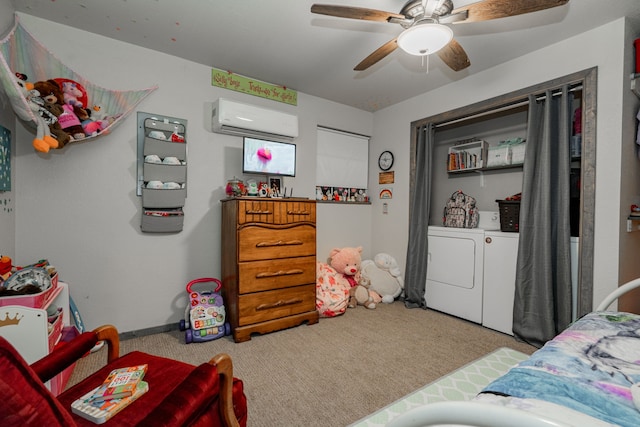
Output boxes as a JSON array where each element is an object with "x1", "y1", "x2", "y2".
[
  {"x1": 434, "y1": 84, "x2": 583, "y2": 129},
  {"x1": 317, "y1": 125, "x2": 370, "y2": 140}
]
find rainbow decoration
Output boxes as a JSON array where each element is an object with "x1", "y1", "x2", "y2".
[{"x1": 379, "y1": 188, "x2": 393, "y2": 199}]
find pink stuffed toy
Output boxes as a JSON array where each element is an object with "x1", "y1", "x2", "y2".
[
  {"x1": 329, "y1": 246, "x2": 378, "y2": 309},
  {"x1": 61, "y1": 81, "x2": 84, "y2": 108}
]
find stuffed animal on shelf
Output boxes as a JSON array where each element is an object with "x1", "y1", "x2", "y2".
[
  {"x1": 329, "y1": 246, "x2": 378, "y2": 309},
  {"x1": 361, "y1": 253, "x2": 404, "y2": 304},
  {"x1": 14, "y1": 73, "x2": 59, "y2": 152}
]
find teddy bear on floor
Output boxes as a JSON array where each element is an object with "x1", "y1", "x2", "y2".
[
  {"x1": 361, "y1": 253, "x2": 404, "y2": 304},
  {"x1": 329, "y1": 246, "x2": 378, "y2": 309}
]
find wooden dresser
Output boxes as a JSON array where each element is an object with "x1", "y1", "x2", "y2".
[{"x1": 221, "y1": 197, "x2": 319, "y2": 342}]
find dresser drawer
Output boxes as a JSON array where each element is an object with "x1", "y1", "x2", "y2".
[
  {"x1": 237, "y1": 284, "x2": 316, "y2": 326},
  {"x1": 238, "y1": 225, "x2": 316, "y2": 261},
  {"x1": 237, "y1": 200, "x2": 316, "y2": 225},
  {"x1": 239, "y1": 256, "x2": 316, "y2": 293}
]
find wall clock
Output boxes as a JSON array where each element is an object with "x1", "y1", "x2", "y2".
[{"x1": 378, "y1": 150, "x2": 394, "y2": 171}]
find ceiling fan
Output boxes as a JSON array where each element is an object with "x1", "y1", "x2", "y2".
[{"x1": 311, "y1": 0, "x2": 569, "y2": 72}]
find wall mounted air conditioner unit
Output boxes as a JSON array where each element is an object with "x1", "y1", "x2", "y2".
[{"x1": 204, "y1": 98, "x2": 298, "y2": 141}]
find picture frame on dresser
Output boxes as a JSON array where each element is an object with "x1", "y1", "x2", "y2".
[{"x1": 269, "y1": 177, "x2": 282, "y2": 197}]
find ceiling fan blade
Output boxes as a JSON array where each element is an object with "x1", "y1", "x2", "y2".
[
  {"x1": 452, "y1": 0, "x2": 569, "y2": 23},
  {"x1": 437, "y1": 38, "x2": 470, "y2": 71},
  {"x1": 354, "y1": 38, "x2": 399, "y2": 71},
  {"x1": 311, "y1": 4, "x2": 404, "y2": 22}
]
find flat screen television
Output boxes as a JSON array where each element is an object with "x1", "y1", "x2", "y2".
[{"x1": 243, "y1": 137, "x2": 296, "y2": 177}]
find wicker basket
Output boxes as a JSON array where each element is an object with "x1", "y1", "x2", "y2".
[{"x1": 496, "y1": 200, "x2": 520, "y2": 232}]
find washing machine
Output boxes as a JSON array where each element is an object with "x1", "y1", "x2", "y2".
[
  {"x1": 481, "y1": 234, "x2": 580, "y2": 335},
  {"x1": 425, "y1": 211, "x2": 500, "y2": 324},
  {"x1": 482, "y1": 230, "x2": 519, "y2": 335}
]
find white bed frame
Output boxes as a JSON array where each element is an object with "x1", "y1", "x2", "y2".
[{"x1": 387, "y1": 278, "x2": 640, "y2": 427}]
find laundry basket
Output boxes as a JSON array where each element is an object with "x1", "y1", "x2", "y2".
[{"x1": 496, "y1": 200, "x2": 520, "y2": 232}]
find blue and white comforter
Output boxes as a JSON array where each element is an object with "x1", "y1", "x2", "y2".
[{"x1": 482, "y1": 311, "x2": 640, "y2": 427}]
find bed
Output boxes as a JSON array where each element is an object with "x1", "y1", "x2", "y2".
[{"x1": 387, "y1": 278, "x2": 640, "y2": 427}]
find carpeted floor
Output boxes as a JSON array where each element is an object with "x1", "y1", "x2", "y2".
[{"x1": 67, "y1": 301, "x2": 536, "y2": 426}]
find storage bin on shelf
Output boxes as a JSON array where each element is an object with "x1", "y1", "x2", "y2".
[
  {"x1": 486, "y1": 139, "x2": 526, "y2": 168},
  {"x1": 486, "y1": 145, "x2": 512, "y2": 167},
  {"x1": 141, "y1": 208, "x2": 184, "y2": 232},
  {"x1": 510, "y1": 142, "x2": 526, "y2": 165},
  {"x1": 143, "y1": 162, "x2": 187, "y2": 183},
  {"x1": 496, "y1": 199, "x2": 521, "y2": 232},
  {"x1": 0, "y1": 272, "x2": 59, "y2": 308},
  {"x1": 47, "y1": 307, "x2": 64, "y2": 351},
  {"x1": 49, "y1": 325, "x2": 80, "y2": 395},
  {"x1": 141, "y1": 187, "x2": 187, "y2": 208}
]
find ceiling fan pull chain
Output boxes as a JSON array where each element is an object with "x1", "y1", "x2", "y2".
[{"x1": 422, "y1": 54, "x2": 430, "y2": 74}]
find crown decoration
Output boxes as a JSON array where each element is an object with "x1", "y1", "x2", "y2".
[{"x1": 0, "y1": 312, "x2": 23, "y2": 327}]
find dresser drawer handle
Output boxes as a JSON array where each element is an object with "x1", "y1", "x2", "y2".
[
  {"x1": 287, "y1": 210, "x2": 310, "y2": 216},
  {"x1": 256, "y1": 269, "x2": 304, "y2": 278},
  {"x1": 246, "y1": 210, "x2": 273, "y2": 215},
  {"x1": 256, "y1": 240, "x2": 303, "y2": 247},
  {"x1": 255, "y1": 298, "x2": 303, "y2": 311}
]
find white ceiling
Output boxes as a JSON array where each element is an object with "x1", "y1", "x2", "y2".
[{"x1": 11, "y1": 0, "x2": 640, "y2": 112}]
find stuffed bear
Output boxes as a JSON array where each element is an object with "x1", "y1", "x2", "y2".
[
  {"x1": 361, "y1": 253, "x2": 404, "y2": 304},
  {"x1": 14, "y1": 73, "x2": 59, "y2": 152},
  {"x1": 41, "y1": 101, "x2": 71, "y2": 147},
  {"x1": 34, "y1": 79, "x2": 85, "y2": 141},
  {"x1": 329, "y1": 246, "x2": 377, "y2": 309}
]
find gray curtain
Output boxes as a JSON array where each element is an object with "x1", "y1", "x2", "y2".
[
  {"x1": 404, "y1": 123, "x2": 434, "y2": 309},
  {"x1": 513, "y1": 86, "x2": 573, "y2": 347}
]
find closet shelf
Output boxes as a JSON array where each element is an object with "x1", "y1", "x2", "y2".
[{"x1": 447, "y1": 163, "x2": 524, "y2": 175}]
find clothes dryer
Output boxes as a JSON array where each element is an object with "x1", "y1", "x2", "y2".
[
  {"x1": 426, "y1": 226, "x2": 485, "y2": 323},
  {"x1": 425, "y1": 212, "x2": 500, "y2": 324}
]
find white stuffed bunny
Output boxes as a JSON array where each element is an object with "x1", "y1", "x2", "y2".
[{"x1": 361, "y1": 253, "x2": 404, "y2": 304}]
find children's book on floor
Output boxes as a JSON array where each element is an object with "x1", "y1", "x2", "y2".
[
  {"x1": 71, "y1": 381, "x2": 149, "y2": 424},
  {"x1": 88, "y1": 364, "x2": 148, "y2": 402}
]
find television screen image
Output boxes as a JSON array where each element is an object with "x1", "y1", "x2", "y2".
[{"x1": 243, "y1": 137, "x2": 296, "y2": 176}]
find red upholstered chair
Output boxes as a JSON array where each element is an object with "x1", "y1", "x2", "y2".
[{"x1": 0, "y1": 325, "x2": 247, "y2": 426}]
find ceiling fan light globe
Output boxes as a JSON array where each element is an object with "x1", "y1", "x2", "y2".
[{"x1": 397, "y1": 23, "x2": 453, "y2": 56}]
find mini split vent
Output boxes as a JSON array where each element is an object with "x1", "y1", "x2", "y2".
[{"x1": 204, "y1": 98, "x2": 299, "y2": 142}]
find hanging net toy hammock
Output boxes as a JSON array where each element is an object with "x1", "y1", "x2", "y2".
[{"x1": 0, "y1": 15, "x2": 157, "y2": 153}]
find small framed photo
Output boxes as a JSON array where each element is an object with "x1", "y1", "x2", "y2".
[{"x1": 269, "y1": 177, "x2": 283, "y2": 198}]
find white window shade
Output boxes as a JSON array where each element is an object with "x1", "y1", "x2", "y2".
[{"x1": 316, "y1": 127, "x2": 369, "y2": 188}]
